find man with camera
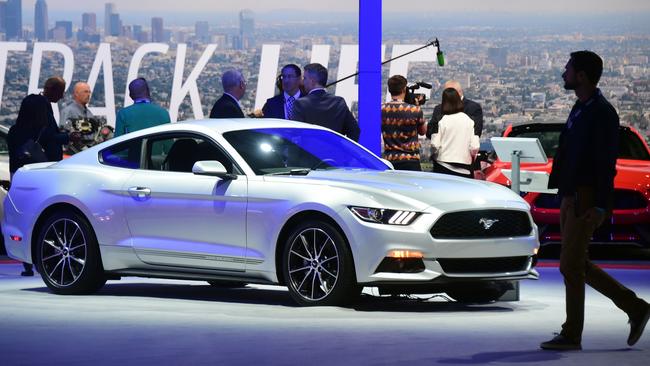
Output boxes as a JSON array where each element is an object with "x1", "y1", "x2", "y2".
[
  {"x1": 381, "y1": 75, "x2": 426, "y2": 171},
  {"x1": 60, "y1": 82, "x2": 95, "y2": 126}
]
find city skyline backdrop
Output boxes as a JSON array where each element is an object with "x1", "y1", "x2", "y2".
[
  {"x1": 9, "y1": 0, "x2": 650, "y2": 28},
  {"x1": 15, "y1": 0, "x2": 650, "y2": 14}
]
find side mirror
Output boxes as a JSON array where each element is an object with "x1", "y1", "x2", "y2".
[{"x1": 192, "y1": 160, "x2": 237, "y2": 180}]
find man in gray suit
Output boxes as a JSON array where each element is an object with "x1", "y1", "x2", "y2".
[{"x1": 292, "y1": 63, "x2": 360, "y2": 141}]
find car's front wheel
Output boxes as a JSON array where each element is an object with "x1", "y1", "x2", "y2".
[
  {"x1": 35, "y1": 209, "x2": 106, "y2": 295},
  {"x1": 282, "y1": 220, "x2": 359, "y2": 306}
]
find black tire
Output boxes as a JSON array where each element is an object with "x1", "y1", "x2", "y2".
[
  {"x1": 34, "y1": 209, "x2": 106, "y2": 295},
  {"x1": 207, "y1": 280, "x2": 247, "y2": 288},
  {"x1": 281, "y1": 220, "x2": 359, "y2": 306},
  {"x1": 445, "y1": 283, "x2": 508, "y2": 304}
]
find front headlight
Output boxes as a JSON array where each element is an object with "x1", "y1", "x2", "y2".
[{"x1": 349, "y1": 206, "x2": 420, "y2": 226}]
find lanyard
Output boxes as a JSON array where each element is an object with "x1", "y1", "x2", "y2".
[{"x1": 567, "y1": 90, "x2": 599, "y2": 129}]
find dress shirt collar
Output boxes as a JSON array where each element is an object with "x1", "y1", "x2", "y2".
[{"x1": 284, "y1": 90, "x2": 301, "y2": 100}]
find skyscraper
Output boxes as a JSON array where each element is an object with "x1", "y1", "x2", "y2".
[
  {"x1": 239, "y1": 9, "x2": 255, "y2": 49},
  {"x1": 82, "y1": 12, "x2": 96, "y2": 33},
  {"x1": 55, "y1": 20, "x2": 72, "y2": 39},
  {"x1": 104, "y1": 3, "x2": 115, "y2": 36},
  {"x1": 79, "y1": 12, "x2": 98, "y2": 42},
  {"x1": 5, "y1": 0, "x2": 22, "y2": 39},
  {"x1": 0, "y1": 2, "x2": 7, "y2": 33},
  {"x1": 195, "y1": 21, "x2": 209, "y2": 42},
  {"x1": 132, "y1": 24, "x2": 143, "y2": 41},
  {"x1": 34, "y1": 0, "x2": 48, "y2": 41},
  {"x1": 109, "y1": 13, "x2": 121, "y2": 37},
  {"x1": 151, "y1": 17, "x2": 163, "y2": 42}
]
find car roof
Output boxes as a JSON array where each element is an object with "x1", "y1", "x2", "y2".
[
  {"x1": 110, "y1": 118, "x2": 329, "y2": 143},
  {"x1": 143, "y1": 118, "x2": 321, "y2": 134}
]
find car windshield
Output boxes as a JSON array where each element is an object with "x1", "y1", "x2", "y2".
[
  {"x1": 508, "y1": 125, "x2": 650, "y2": 161},
  {"x1": 223, "y1": 128, "x2": 389, "y2": 175}
]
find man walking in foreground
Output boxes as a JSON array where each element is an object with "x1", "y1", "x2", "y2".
[{"x1": 541, "y1": 50, "x2": 650, "y2": 351}]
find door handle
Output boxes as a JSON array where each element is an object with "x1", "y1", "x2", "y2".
[{"x1": 128, "y1": 186, "x2": 151, "y2": 199}]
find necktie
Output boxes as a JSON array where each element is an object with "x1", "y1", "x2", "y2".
[{"x1": 286, "y1": 96, "x2": 295, "y2": 120}]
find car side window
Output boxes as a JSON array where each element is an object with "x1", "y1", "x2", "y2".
[
  {"x1": 619, "y1": 129, "x2": 650, "y2": 161},
  {"x1": 99, "y1": 138, "x2": 142, "y2": 169},
  {"x1": 146, "y1": 134, "x2": 235, "y2": 174}
]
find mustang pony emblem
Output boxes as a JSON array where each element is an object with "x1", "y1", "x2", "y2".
[{"x1": 479, "y1": 218, "x2": 499, "y2": 230}]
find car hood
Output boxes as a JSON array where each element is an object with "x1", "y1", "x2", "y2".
[{"x1": 266, "y1": 169, "x2": 529, "y2": 211}]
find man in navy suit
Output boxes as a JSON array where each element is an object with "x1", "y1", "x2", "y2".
[
  {"x1": 292, "y1": 63, "x2": 360, "y2": 141},
  {"x1": 262, "y1": 64, "x2": 305, "y2": 119},
  {"x1": 209, "y1": 69, "x2": 246, "y2": 118},
  {"x1": 540, "y1": 50, "x2": 650, "y2": 351}
]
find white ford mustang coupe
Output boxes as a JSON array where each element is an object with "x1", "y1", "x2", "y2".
[{"x1": 3, "y1": 119, "x2": 539, "y2": 305}]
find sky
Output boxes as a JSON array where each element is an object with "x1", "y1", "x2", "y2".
[{"x1": 21, "y1": 0, "x2": 650, "y2": 14}]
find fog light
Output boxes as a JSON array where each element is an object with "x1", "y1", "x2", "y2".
[
  {"x1": 10, "y1": 235, "x2": 22, "y2": 242},
  {"x1": 533, "y1": 247, "x2": 539, "y2": 255},
  {"x1": 375, "y1": 257, "x2": 425, "y2": 273},
  {"x1": 387, "y1": 250, "x2": 423, "y2": 259}
]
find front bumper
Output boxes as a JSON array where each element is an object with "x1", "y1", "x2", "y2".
[{"x1": 339, "y1": 205, "x2": 540, "y2": 284}]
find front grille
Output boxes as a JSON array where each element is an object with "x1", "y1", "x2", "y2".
[
  {"x1": 438, "y1": 256, "x2": 530, "y2": 274},
  {"x1": 535, "y1": 190, "x2": 648, "y2": 210},
  {"x1": 430, "y1": 210, "x2": 532, "y2": 239}
]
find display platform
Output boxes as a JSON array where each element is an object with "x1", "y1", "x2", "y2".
[{"x1": 0, "y1": 261, "x2": 649, "y2": 365}]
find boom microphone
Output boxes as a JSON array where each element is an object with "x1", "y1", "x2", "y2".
[
  {"x1": 434, "y1": 38, "x2": 445, "y2": 67},
  {"x1": 326, "y1": 37, "x2": 445, "y2": 88}
]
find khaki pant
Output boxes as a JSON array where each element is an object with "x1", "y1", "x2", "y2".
[{"x1": 559, "y1": 195, "x2": 645, "y2": 342}]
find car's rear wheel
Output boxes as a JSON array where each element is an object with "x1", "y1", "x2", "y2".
[
  {"x1": 35, "y1": 209, "x2": 105, "y2": 295},
  {"x1": 282, "y1": 220, "x2": 359, "y2": 306}
]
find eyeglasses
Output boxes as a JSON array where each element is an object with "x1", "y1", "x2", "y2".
[{"x1": 281, "y1": 74, "x2": 299, "y2": 79}]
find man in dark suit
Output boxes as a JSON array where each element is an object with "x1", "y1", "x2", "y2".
[
  {"x1": 426, "y1": 80, "x2": 483, "y2": 138},
  {"x1": 540, "y1": 50, "x2": 650, "y2": 351},
  {"x1": 292, "y1": 63, "x2": 360, "y2": 141},
  {"x1": 262, "y1": 64, "x2": 305, "y2": 119},
  {"x1": 209, "y1": 69, "x2": 246, "y2": 118}
]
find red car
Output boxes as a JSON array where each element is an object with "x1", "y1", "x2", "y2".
[{"x1": 483, "y1": 121, "x2": 650, "y2": 247}]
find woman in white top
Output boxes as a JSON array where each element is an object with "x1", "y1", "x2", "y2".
[{"x1": 431, "y1": 88, "x2": 480, "y2": 178}]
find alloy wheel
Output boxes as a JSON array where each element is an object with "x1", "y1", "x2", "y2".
[
  {"x1": 286, "y1": 227, "x2": 340, "y2": 302},
  {"x1": 40, "y1": 218, "x2": 87, "y2": 287}
]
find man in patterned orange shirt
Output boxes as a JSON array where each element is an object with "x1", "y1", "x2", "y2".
[{"x1": 381, "y1": 75, "x2": 427, "y2": 171}]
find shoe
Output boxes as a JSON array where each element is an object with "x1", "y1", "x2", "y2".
[
  {"x1": 540, "y1": 333, "x2": 582, "y2": 351},
  {"x1": 20, "y1": 270, "x2": 34, "y2": 277},
  {"x1": 628, "y1": 302, "x2": 650, "y2": 346}
]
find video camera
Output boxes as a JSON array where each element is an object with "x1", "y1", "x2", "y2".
[
  {"x1": 62, "y1": 117, "x2": 114, "y2": 154},
  {"x1": 404, "y1": 82, "x2": 432, "y2": 106}
]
